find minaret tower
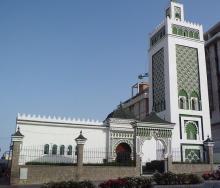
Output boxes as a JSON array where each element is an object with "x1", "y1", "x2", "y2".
[{"x1": 148, "y1": 0, "x2": 211, "y2": 162}]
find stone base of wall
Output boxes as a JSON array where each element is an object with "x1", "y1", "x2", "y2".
[
  {"x1": 81, "y1": 166, "x2": 140, "y2": 181},
  {"x1": 169, "y1": 163, "x2": 212, "y2": 174},
  {"x1": 11, "y1": 164, "x2": 140, "y2": 185}
]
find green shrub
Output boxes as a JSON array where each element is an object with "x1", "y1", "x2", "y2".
[
  {"x1": 124, "y1": 177, "x2": 152, "y2": 188},
  {"x1": 79, "y1": 181, "x2": 96, "y2": 188},
  {"x1": 175, "y1": 173, "x2": 188, "y2": 185},
  {"x1": 143, "y1": 160, "x2": 164, "y2": 173},
  {"x1": 153, "y1": 172, "x2": 203, "y2": 185},
  {"x1": 99, "y1": 177, "x2": 152, "y2": 188},
  {"x1": 186, "y1": 174, "x2": 203, "y2": 184},
  {"x1": 41, "y1": 180, "x2": 95, "y2": 188}
]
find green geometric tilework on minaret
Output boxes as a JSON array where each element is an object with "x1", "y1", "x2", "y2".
[
  {"x1": 176, "y1": 45, "x2": 201, "y2": 99},
  {"x1": 152, "y1": 48, "x2": 166, "y2": 112}
]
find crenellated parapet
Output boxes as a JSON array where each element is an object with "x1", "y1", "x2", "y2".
[
  {"x1": 171, "y1": 19, "x2": 202, "y2": 29},
  {"x1": 150, "y1": 20, "x2": 165, "y2": 37},
  {"x1": 17, "y1": 113, "x2": 103, "y2": 126}
]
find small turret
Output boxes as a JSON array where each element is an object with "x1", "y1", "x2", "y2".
[{"x1": 166, "y1": 0, "x2": 184, "y2": 21}]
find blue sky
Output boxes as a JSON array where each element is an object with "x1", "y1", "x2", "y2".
[{"x1": 0, "y1": 0, "x2": 220, "y2": 154}]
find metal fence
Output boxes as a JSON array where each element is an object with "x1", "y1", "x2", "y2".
[
  {"x1": 83, "y1": 148, "x2": 135, "y2": 166},
  {"x1": 172, "y1": 148, "x2": 182, "y2": 162},
  {"x1": 19, "y1": 145, "x2": 76, "y2": 165},
  {"x1": 18, "y1": 146, "x2": 135, "y2": 166},
  {"x1": 83, "y1": 148, "x2": 107, "y2": 164},
  {"x1": 156, "y1": 149, "x2": 165, "y2": 160}
]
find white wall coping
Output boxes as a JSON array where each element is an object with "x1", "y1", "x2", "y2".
[{"x1": 17, "y1": 113, "x2": 103, "y2": 126}]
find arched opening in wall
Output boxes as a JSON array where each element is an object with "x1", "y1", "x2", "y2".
[
  {"x1": 142, "y1": 138, "x2": 165, "y2": 174},
  {"x1": 191, "y1": 99, "x2": 196, "y2": 110},
  {"x1": 190, "y1": 91, "x2": 199, "y2": 110},
  {"x1": 52, "y1": 145, "x2": 57, "y2": 155},
  {"x1": 60, "y1": 145, "x2": 65, "y2": 155},
  {"x1": 44, "y1": 144, "x2": 49, "y2": 155},
  {"x1": 185, "y1": 122, "x2": 198, "y2": 140},
  {"x1": 115, "y1": 143, "x2": 131, "y2": 164},
  {"x1": 179, "y1": 98, "x2": 184, "y2": 109},
  {"x1": 179, "y1": 89, "x2": 188, "y2": 109}
]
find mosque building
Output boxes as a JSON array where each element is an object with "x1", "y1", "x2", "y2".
[{"x1": 15, "y1": 0, "x2": 212, "y2": 168}]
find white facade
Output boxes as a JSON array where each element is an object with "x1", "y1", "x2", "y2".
[
  {"x1": 16, "y1": 112, "x2": 174, "y2": 165},
  {"x1": 148, "y1": 1, "x2": 211, "y2": 162},
  {"x1": 17, "y1": 113, "x2": 106, "y2": 150}
]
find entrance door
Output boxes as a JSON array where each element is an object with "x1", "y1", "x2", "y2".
[
  {"x1": 141, "y1": 139, "x2": 165, "y2": 174},
  {"x1": 115, "y1": 143, "x2": 132, "y2": 164}
]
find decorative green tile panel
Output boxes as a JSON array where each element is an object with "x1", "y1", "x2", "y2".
[
  {"x1": 176, "y1": 45, "x2": 201, "y2": 101},
  {"x1": 172, "y1": 25, "x2": 200, "y2": 40},
  {"x1": 152, "y1": 48, "x2": 166, "y2": 112},
  {"x1": 185, "y1": 149, "x2": 201, "y2": 163}
]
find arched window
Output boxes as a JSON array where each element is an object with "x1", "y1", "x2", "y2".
[
  {"x1": 172, "y1": 27, "x2": 177, "y2": 34},
  {"x1": 190, "y1": 91, "x2": 199, "y2": 110},
  {"x1": 194, "y1": 32, "x2": 199, "y2": 39},
  {"x1": 191, "y1": 98, "x2": 198, "y2": 110},
  {"x1": 67, "y1": 145, "x2": 72, "y2": 155},
  {"x1": 179, "y1": 98, "x2": 184, "y2": 109},
  {"x1": 189, "y1": 31, "x2": 194, "y2": 38},
  {"x1": 60, "y1": 145, "x2": 65, "y2": 155},
  {"x1": 179, "y1": 89, "x2": 188, "y2": 109},
  {"x1": 52, "y1": 144, "x2": 57, "y2": 155},
  {"x1": 183, "y1": 30, "x2": 188, "y2": 37},
  {"x1": 185, "y1": 122, "x2": 198, "y2": 140},
  {"x1": 44, "y1": 144, "x2": 49, "y2": 155},
  {"x1": 178, "y1": 28, "x2": 183, "y2": 36},
  {"x1": 115, "y1": 143, "x2": 132, "y2": 163}
]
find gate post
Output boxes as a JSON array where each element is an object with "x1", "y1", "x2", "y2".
[
  {"x1": 164, "y1": 155, "x2": 172, "y2": 172},
  {"x1": 204, "y1": 136, "x2": 214, "y2": 171},
  {"x1": 10, "y1": 127, "x2": 24, "y2": 185},
  {"x1": 75, "y1": 131, "x2": 87, "y2": 180}
]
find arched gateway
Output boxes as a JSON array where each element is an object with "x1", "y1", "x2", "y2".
[
  {"x1": 106, "y1": 107, "x2": 174, "y2": 173},
  {"x1": 132, "y1": 112, "x2": 174, "y2": 174}
]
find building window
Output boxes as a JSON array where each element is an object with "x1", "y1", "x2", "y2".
[
  {"x1": 189, "y1": 31, "x2": 194, "y2": 38},
  {"x1": 185, "y1": 122, "x2": 198, "y2": 140},
  {"x1": 173, "y1": 27, "x2": 177, "y2": 34},
  {"x1": 44, "y1": 144, "x2": 49, "y2": 155},
  {"x1": 179, "y1": 97, "x2": 185, "y2": 109},
  {"x1": 52, "y1": 144, "x2": 57, "y2": 155},
  {"x1": 178, "y1": 28, "x2": 183, "y2": 36},
  {"x1": 183, "y1": 30, "x2": 188, "y2": 37},
  {"x1": 67, "y1": 145, "x2": 72, "y2": 155},
  {"x1": 60, "y1": 145, "x2": 65, "y2": 155},
  {"x1": 194, "y1": 32, "x2": 199, "y2": 39},
  {"x1": 178, "y1": 89, "x2": 188, "y2": 109},
  {"x1": 191, "y1": 98, "x2": 197, "y2": 110},
  {"x1": 190, "y1": 91, "x2": 199, "y2": 110}
]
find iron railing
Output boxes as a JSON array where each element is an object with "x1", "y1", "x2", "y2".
[
  {"x1": 19, "y1": 145, "x2": 76, "y2": 165},
  {"x1": 17, "y1": 146, "x2": 135, "y2": 166}
]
